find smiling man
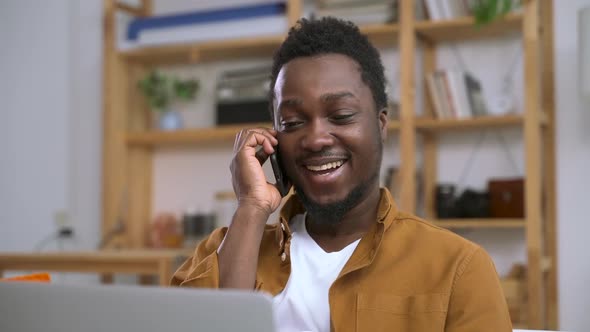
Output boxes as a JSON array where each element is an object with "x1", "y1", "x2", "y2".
[{"x1": 172, "y1": 17, "x2": 512, "y2": 332}]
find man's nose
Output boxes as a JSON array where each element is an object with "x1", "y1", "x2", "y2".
[{"x1": 300, "y1": 119, "x2": 335, "y2": 152}]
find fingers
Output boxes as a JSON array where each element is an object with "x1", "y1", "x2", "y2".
[{"x1": 234, "y1": 128, "x2": 278, "y2": 156}]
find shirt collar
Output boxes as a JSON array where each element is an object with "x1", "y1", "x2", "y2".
[{"x1": 276, "y1": 188, "x2": 399, "y2": 251}]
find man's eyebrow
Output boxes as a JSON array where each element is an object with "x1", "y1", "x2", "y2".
[
  {"x1": 278, "y1": 98, "x2": 303, "y2": 111},
  {"x1": 320, "y1": 91, "x2": 357, "y2": 103}
]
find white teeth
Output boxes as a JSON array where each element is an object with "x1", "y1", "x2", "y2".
[{"x1": 306, "y1": 160, "x2": 344, "y2": 172}]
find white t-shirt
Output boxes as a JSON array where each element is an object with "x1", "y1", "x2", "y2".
[{"x1": 272, "y1": 213, "x2": 360, "y2": 332}]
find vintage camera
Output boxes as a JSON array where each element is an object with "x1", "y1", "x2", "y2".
[{"x1": 436, "y1": 184, "x2": 490, "y2": 219}]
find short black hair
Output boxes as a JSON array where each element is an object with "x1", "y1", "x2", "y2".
[{"x1": 269, "y1": 17, "x2": 388, "y2": 116}]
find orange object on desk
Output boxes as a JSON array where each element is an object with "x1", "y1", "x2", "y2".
[{"x1": 1, "y1": 273, "x2": 51, "y2": 282}]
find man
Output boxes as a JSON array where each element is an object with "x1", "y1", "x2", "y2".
[{"x1": 172, "y1": 17, "x2": 512, "y2": 332}]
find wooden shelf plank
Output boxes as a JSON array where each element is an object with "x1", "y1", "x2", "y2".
[
  {"x1": 416, "y1": 114, "x2": 523, "y2": 131},
  {"x1": 415, "y1": 13, "x2": 523, "y2": 42},
  {"x1": 120, "y1": 24, "x2": 399, "y2": 65},
  {"x1": 361, "y1": 23, "x2": 400, "y2": 48},
  {"x1": 116, "y1": 3, "x2": 147, "y2": 17},
  {"x1": 127, "y1": 121, "x2": 401, "y2": 147},
  {"x1": 433, "y1": 219, "x2": 526, "y2": 229},
  {"x1": 127, "y1": 123, "x2": 268, "y2": 146},
  {"x1": 121, "y1": 35, "x2": 285, "y2": 65}
]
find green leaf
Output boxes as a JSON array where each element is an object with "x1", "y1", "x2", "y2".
[{"x1": 137, "y1": 70, "x2": 200, "y2": 112}]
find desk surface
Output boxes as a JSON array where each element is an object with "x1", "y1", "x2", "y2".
[
  {"x1": 0, "y1": 250, "x2": 193, "y2": 286},
  {"x1": 0, "y1": 249, "x2": 193, "y2": 262}
]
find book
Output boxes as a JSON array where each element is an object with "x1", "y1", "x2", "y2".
[
  {"x1": 423, "y1": 0, "x2": 444, "y2": 20},
  {"x1": 317, "y1": 0, "x2": 393, "y2": 9},
  {"x1": 424, "y1": 0, "x2": 470, "y2": 21},
  {"x1": 127, "y1": 2, "x2": 286, "y2": 41},
  {"x1": 134, "y1": 15, "x2": 287, "y2": 47},
  {"x1": 154, "y1": 0, "x2": 285, "y2": 16},
  {"x1": 316, "y1": 3, "x2": 395, "y2": 25},
  {"x1": 424, "y1": 70, "x2": 488, "y2": 119},
  {"x1": 426, "y1": 73, "x2": 445, "y2": 118}
]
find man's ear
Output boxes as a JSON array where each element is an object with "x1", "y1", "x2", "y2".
[{"x1": 378, "y1": 108, "x2": 388, "y2": 141}]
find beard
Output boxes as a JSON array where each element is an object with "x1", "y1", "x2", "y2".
[
  {"x1": 295, "y1": 140, "x2": 383, "y2": 226},
  {"x1": 295, "y1": 173, "x2": 376, "y2": 225}
]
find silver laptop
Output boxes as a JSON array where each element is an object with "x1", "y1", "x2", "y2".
[{"x1": 0, "y1": 282, "x2": 276, "y2": 332}]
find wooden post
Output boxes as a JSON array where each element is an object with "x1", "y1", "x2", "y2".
[
  {"x1": 127, "y1": 65, "x2": 153, "y2": 248},
  {"x1": 398, "y1": 0, "x2": 417, "y2": 213},
  {"x1": 540, "y1": 0, "x2": 558, "y2": 329},
  {"x1": 286, "y1": 0, "x2": 302, "y2": 27},
  {"x1": 522, "y1": 0, "x2": 544, "y2": 328},
  {"x1": 422, "y1": 40, "x2": 437, "y2": 220},
  {"x1": 102, "y1": 0, "x2": 130, "y2": 248},
  {"x1": 140, "y1": 0, "x2": 153, "y2": 16},
  {"x1": 158, "y1": 258, "x2": 173, "y2": 287}
]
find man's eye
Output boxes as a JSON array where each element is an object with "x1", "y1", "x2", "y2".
[
  {"x1": 281, "y1": 121, "x2": 303, "y2": 130},
  {"x1": 331, "y1": 113, "x2": 355, "y2": 123}
]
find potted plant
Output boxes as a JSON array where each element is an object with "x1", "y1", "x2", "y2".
[
  {"x1": 138, "y1": 71, "x2": 200, "y2": 131},
  {"x1": 470, "y1": 0, "x2": 521, "y2": 25}
]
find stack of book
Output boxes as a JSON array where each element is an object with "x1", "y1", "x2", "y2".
[
  {"x1": 422, "y1": 0, "x2": 471, "y2": 21},
  {"x1": 314, "y1": 0, "x2": 398, "y2": 26},
  {"x1": 425, "y1": 70, "x2": 489, "y2": 119},
  {"x1": 124, "y1": 1, "x2": 288, "y2": 49}
]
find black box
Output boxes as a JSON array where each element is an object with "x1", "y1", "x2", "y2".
[{"x1": 216, "y1": 99, "x2": 271, "y2": 125}]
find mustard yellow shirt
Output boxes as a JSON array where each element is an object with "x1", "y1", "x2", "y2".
[{"x1": 171, "y1": 188, "x2": 512, "y2": 331}]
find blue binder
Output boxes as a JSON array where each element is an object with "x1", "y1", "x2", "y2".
[{"x1": 127, "y1": 3, "x2": 287, "y2": 40}]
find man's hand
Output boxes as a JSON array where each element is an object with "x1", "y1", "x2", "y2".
[
  {"x1": 230, "y1": 127, "x2": 282, "y2": 219},
  {"x1": 218, "y1": 128, "x2": 282, "y2": 289}
]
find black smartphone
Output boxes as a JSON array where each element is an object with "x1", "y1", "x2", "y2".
[
  {"x1": 270, "y1": 147, "x2": 290, "y2": 197},
  {"x1": 270, "y1": 116, "x2": 291, "y2": 197}
]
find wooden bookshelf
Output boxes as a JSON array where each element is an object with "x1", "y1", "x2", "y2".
[
  {"x1": 415, "y1": 13, "x2": 523, "y2": 42},
  {"x1": 433, "y1": 219, "x2": 526, "y2": 229},
  {"x1": 416, "y1": 114, "x2": 523, "y2": 131},
  {"x1": 102, "y1": 0, "x2": 556, "y2": 328},
  {"x1": 126, "y1": 121, "x2": 401, "y2": 147}
]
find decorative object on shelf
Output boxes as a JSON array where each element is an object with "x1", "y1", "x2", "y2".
[
  {"x1": 182, "y1": 209, "x2": 216, "y2": 249},
  {"x1": 435, "y1": 184, "x2": 490, "y2": 219},
  {"x1": 149, "y1": 212, "x2": 183, "y2": 248},
  {"x1": 137, "y1": 71, "x2": 199, "y2": 131},
  {"x1": 436, "y1": 184, "x2": 457, "y2": 219},
  {"x1": 580, "y1": 6, "x2": 590, "y2": 102},
  {"x1": 215, "y1": 66, "x2": 272, "y2": 125},
  {"x1": 470, "y1": 0, "x2": 520, "y2": 25},
  {"x1": 488, "y1": 177, "x2": 524, "y2": 218},
  {"x1": 454, "y1": 188, "x2": 490, "y2": 218},
  {"x1": 423, "y1": 0, "x2": 520, "y2": 24}
]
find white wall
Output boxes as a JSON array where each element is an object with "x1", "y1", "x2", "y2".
[
  {"x1": 0, "y1": 0, "x2": 589, "y2": 328},
  {"x1": 0, "y1": 1, "x2": 72, "y2": 251},
  {"x1": 66, "y1": 0, "x2": 104, "y2": 251},
  {"x1": 0, "y1": 0, "x2": 103, "y2": 283},
  {"x1": 555, "y1": 1, "x2": 590, "y2": 330}
]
